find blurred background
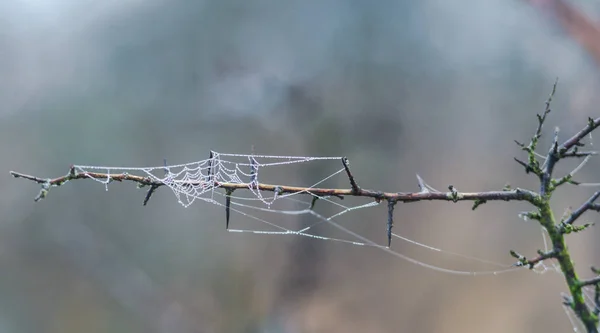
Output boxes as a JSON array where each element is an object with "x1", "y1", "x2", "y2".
[{"x1": 2, "y1": 0, "x2": 600, "y2": 332}]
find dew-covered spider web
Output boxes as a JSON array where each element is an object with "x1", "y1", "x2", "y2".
[{"x1": 72, "y1": 151, "x2": 556, "y2": 277}]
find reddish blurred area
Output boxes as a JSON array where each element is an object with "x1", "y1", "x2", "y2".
[{"x1": 527, "y1": 0, "x2": 600, "y2": 67}]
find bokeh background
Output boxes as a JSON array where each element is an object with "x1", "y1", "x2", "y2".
[{"x1": 2, "y1": 0, "x2": 600, "y2": 332}]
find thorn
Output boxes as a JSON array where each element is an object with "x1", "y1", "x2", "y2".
[
  {"x1": 552, "y1": 127, "x2": 560, "y2": 155},
  {"x1": 69, "y1": 165, "x2": 76, "y2": 178},
  {"x1": 143, "y1": 185, "x2": 159, "y2": 206},
  {"x1": 387, "y1": 200, "x2": 397, "y2": 247},
  {"x1": 514, "y1": 157, "x2": 532, "y2": 173},
  {"x1": 207, "y1": 151, "x2": 214, "y2": 184},
  {"x1": 342, "y1": 157, "x2": 360, "y2": 193},
  {"x1": 250, "y1": 147, "x2": 258, "y2": 185},
  {"x1": 472, "y1": 199, "x2": 487, "y2": 210},
  {"x1": 225, "y1": 188, "x2": 235, "y2": 229},
  {"x1": 310, "y1": 196, "x2": 319, "y2": 210}
]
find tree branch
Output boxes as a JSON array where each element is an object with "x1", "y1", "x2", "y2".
[
  {"x1": 560, "y1": 117, "x2": 600, "y2": 156},
  {"x1": 9, "y1": 169, "x2": 540, "y2": 206},
  {"x1": 563, "y1": 191, "x2": 600, "y2": 225},
  {"x1": 510, "y1": 249, "x2": 557, "y2": 269}
]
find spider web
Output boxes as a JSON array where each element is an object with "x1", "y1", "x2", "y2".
[{"x1": 73, "y1": 151, "x2": 538, "y2": 276}]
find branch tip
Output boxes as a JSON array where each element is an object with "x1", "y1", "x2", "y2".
[{"x1": 510, "y1": 249, "x2": 556, "y2": 269}]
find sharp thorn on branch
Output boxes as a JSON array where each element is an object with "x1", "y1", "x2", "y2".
[
  {"x1": 552, "y1": 127, "x2": 560, "y2": 155},
  {"x1": 387, "y1": 199, "x2": 397, "y2": 248},
  {"x1": 310, "y1": 196, "x2": 319, "y2": 210},
  {"x1": 207, "y1": 150, "x2": 214, "y2": 185},
  {"x1": 342, "y1": 157, "x2": 360, "y2": 193},
  {"x1": 143, "y1": 185, "x2": 159, "y2": 206},
  {"x1": 225, "y1": 188, "x2": 235, "y2": 230},
  {"x1": 225, "y1": 197, "x2": 231, "y2": 229},
  {"x1": 514, "y1": 157, "x2": 532, "y2": 174},
  {"x1": 250, "y1": 146, "x2": 258, "y2": 185},
  {"x1": 472, "y1": 199, "x2": 487, "y2": 210}
]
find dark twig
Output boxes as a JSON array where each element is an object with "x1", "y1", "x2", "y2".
[
  {"x1": 514, "y1": 157, "x2": 535, "y2": 174},
  {"x1": 562, "y1": 148, "x2": 598, "y2": 158},
  {"x1": 563, "y1": 191, "x2": 600, "y2": 225},
  {"x1": 590, "y1": 267, "x2": 600, "y2": 316},
  {"x1": 142, "y1": 159, "x2": 169, "y2": 206},
  {"x1": 342, "y1": 157, "x2": 360, "y2": 194},
  {"x1": 580, "y1": 276, "x2": 600, "y2": 288},
  {"x1": 143, "y1": 185, "x2": 159, "y2": 206},
  {"x1": 207, "y1": 151, "x2": 214, "y2": 185},
  {"x1": 143, "y1": 158, "x2": 169, "y2": 206},
  {"x1": 225, "y1": 188, "x2": 234, "y2": 229},
  {"x1": 510, "y1": 249, "x2": 557, "y2": 269},
  {"x1": 387, "y1": 200, "x2": 397, "y2": 247},
  {"x1": 559, "y1": 117, "x2": 600, "y2": 155},
  {"x1": 515, "y1": 80, "x2": 557, "y2": 192},
  {"x1": 533, "y1": 79, "x2": 557, "y2": 151},
  {"x1": 552, "y1": 155, "x2": 592, "y2": 189},
  {"x1": 250, "y1": 146, "x2": 258, "y2": 186}
]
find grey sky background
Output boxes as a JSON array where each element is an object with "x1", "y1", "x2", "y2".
[{"x1": 2, "y1": 0, "x2": 600, "y2": 332}]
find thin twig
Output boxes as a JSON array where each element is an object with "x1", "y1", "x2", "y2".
[
  {"x1": 560, "y1": 117, "x2": 600, "y2": 155},
  {"x1": 563, "y1": 191, "x2": 600, "y2": 225},
  {"x1": 510, "y1": 249, "x2": 557, "y2": 269},
  {"x1": 580, "y1": 276, "x2": 600, "y2": 288}
]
